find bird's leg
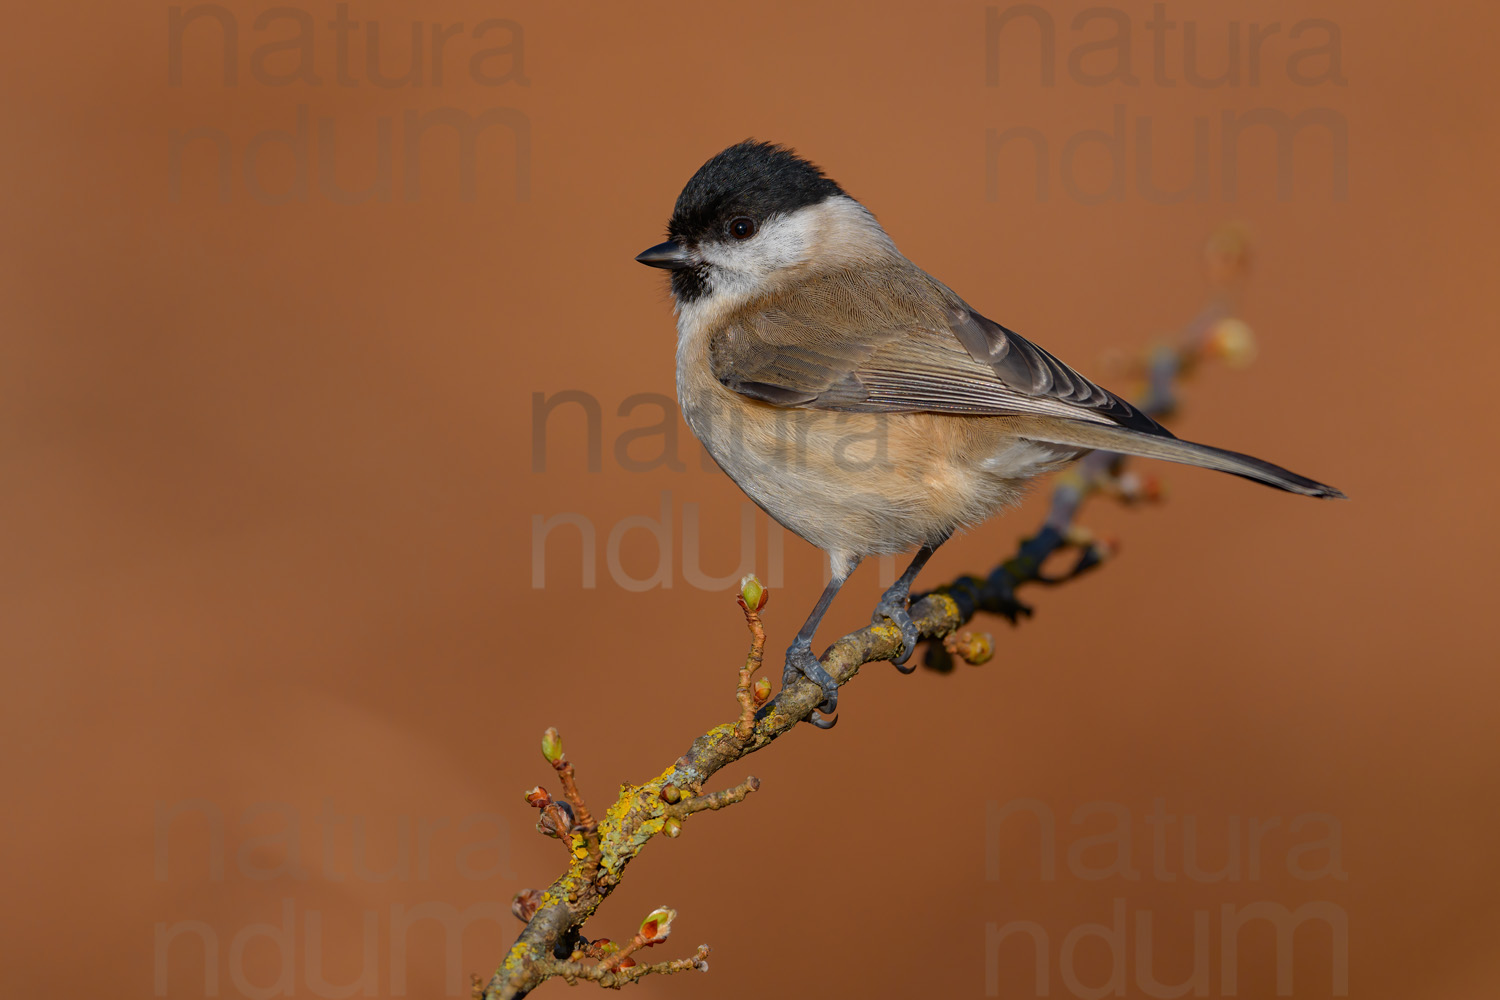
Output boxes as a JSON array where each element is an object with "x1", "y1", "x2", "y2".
[
  {"x1": 784, "y1": 558, "x2": 860, "y2": 728},
  {"x1": 872, "y1": 535, "x2": 949, "y2": 672}
]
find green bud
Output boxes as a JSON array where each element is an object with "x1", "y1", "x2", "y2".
[
  {"x1": 541, "y1": 727, "x2": 563, "y2": 764},
  {"x1": 639, "y1": 906, "x2": 677, "y2": 943},
  {"x1": 739, "y1": 574, "x2": 767, "y2": 611}
]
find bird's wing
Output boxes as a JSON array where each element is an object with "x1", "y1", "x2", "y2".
[{"x1": 708, "y1": 269, "x2": 1170, "y2": 436}]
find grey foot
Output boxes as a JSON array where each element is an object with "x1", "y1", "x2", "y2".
[
  {"x1": 872, "y1": 586, "x2": 922, "y2": 672},
  {"x1": 783, "y1": 639, "x2": 839, "y2": 726}
]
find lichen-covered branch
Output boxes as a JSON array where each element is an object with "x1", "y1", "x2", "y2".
[{"x1": 482, "y1": 227, "x2": 1257, "y2": 998}]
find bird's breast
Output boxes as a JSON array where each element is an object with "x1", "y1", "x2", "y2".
[{"x1": 676, "y1": 334, "x2": 1065, "y2": 556}]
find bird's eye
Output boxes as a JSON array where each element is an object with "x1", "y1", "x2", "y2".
[{"x1": 728, "y1": 217, "x2": 757, "y2": 240}]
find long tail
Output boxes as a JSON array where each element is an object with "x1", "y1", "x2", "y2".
[{"x1": 1016, "y1": 417, "x2": 1347, "y2": 499}]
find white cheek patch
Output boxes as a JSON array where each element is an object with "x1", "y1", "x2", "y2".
[
  {"x1": 678, "y1": 196, "x2": 895, "y2": 334},
  {"x1": 675, "y1": 215, "x2": 815, "y2": 353},
  {"x1": 697, "y1": 210, "x2": 821, "y2": 293}
]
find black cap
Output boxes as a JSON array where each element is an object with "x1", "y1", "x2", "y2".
[{"x1": 666, "y1": 140, "x2": 845, "y2": 247}]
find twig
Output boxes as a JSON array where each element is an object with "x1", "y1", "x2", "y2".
[
  {"x1": 542, "y1": 728, "x2": 602, "y2": 873},
  {"x1": 557, "y1": 944, "x2": 711, "y2": 987},
  {"x1": 669, "y1": 775, "x2": 761, "y2": 818},
  {"x1": 733, "y1": 578, "x2": 769, "y2": 740}
]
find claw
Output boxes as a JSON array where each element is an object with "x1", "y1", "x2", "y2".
[
  {"x1": 808, "y1": 710, "x2": 838, "y2": 729},
  {"x1": 871, "y1": 590, "x2": 923, "y2": 669},
  {"x1": 784, "y1": 639, "x2": 840, "y2": 722}
]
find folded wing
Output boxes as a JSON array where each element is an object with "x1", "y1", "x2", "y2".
[{"x1": 708, "y1": 268, "x2": 1171, "y2": 437}]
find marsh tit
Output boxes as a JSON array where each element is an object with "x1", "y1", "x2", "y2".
[{"x1": 637, "y1": 140, "x2": 1343, "y2": 726}]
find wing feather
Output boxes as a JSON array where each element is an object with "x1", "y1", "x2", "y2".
[{"x1": 708, "y1": 268, "x2": 1170, "y2": 436}]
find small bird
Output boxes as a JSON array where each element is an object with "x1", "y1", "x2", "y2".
[{"x1": 637, "y1": 140, "x2": 1343, "y2": 726}]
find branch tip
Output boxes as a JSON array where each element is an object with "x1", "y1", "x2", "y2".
[
  {"x1": 541, "y1": 726, "x2": 563, "y2": 765},
  {"x1": 944, "y1": 631, "x2": 994, "y2": 666}
]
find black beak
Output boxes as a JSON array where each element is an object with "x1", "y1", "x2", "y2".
[{"x1": 635, "y1": 240, "x2": 691, "y2": 270}]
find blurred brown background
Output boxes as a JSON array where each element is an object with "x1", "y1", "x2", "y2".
[{"x1": 2, "y1": 1, "x2": 1496, "y2": 997}]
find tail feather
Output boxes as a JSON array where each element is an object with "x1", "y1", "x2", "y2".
[{"x1": 1018, "y1": 418, "x2": 1347, "y2": 500}]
